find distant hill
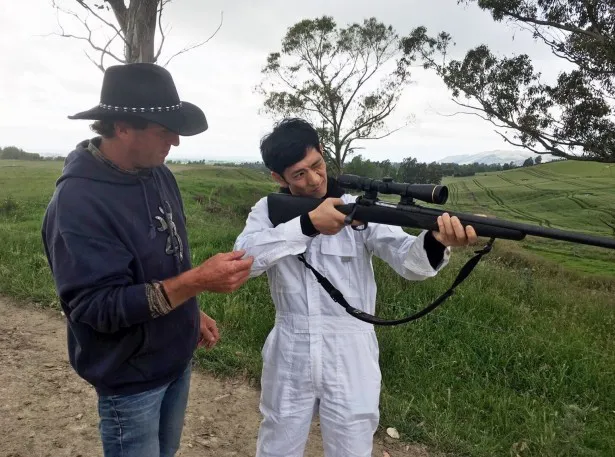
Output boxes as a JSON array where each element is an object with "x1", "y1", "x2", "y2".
[{"x1": 438, "y1": 150, "x2": 558, "y2": 166}]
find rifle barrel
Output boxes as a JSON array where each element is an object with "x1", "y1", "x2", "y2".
[{"x1": 377, "y1": 202, "x2": 615, "y2": 250}]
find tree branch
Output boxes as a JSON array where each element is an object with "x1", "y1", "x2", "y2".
[
  {"x1": 75, "y1": 0, "x2": 129, "y2": 47},
  {"x1": 50, "y1": 1, "x2": 126, "y2": 71},
  {"x1": 342, "y1": 123, "x2": 407, "y2": 165},
  {"x1": 162, "y1": 10, "x2": 224, "y2": 67},
  {"x1": 449, "y1": 96, "x2": 572, "y2": 156},
  {"x1": 502, "y1": 10, "x2": 609, "y2": 43},
  {"x1": 294, "y1": 32, "x2": 343, "y2": 134},
  {"x1": 336, "y1": 50, "x2": 392, "y2": 133},
  {"x1": 98, "y1": 28, "x2": 123, "y2": 71},
  {"x1": 438, "y1": 101, "x2": 511, "y2": 128},
  {"x1": 154, "y1": 0, "x2": 170, "y2": 61},
  {"x1": 340, "y1": 93, "x2": 398, "y2": 144},
  {"x1": 495, "y1": 131, "x2": 546, "y2": 154},
  {"x1": 84, "y1": 49, "x2": 104, "y2": 72},
  {"x1": 271, "y1": 65, "x2": 337, "y2": 127}
]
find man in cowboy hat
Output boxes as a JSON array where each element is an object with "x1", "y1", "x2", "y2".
[{"x1": 41, "y1": 62, "x2": 254, "y2": 457}]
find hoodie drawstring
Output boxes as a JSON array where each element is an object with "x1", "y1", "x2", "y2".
[{"x1": 140, "y1": 178, "x2": 157, "y2": 240}]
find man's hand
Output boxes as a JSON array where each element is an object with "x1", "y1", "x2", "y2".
[
  {"x1": 197, "y1": 311, "x2": 219, "y2": 350},
  {"x1": 192, "y1": 250, "x2": 254, "y2": 293},
  {"x1": 162, "y1": 250, "x2": 254, "y2": 308},
  {"x1": 432, "y1": 212, "x2": 478, "y2": 247},
  {"x1": 308, "y1": 198, "x2": 362, "y2": 235}
]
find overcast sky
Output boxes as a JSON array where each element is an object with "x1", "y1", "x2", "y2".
[{"x1": 0, "y1": 0, "x2": 566, "y2": 163}]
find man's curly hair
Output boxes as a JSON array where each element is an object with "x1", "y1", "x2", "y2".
[{"x1": 90, "y1": 117, "x2": 149, "y2": 138}]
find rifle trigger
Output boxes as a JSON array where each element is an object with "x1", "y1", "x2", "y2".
[
  {"x1": 343, "y1": 206, "x2": 357, "y2": 226},
  {"x1": 344, "y1": 205, "x2": 368, "y2": 231}
]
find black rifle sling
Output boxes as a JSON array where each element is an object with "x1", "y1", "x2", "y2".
[{"x1": 297, "y1": 237, "x2": 496, "y2": 326}]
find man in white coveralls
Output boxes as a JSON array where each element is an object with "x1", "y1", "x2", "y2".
[{"x1": 234, "y1": 118, "x2": 477, "y2": 457}]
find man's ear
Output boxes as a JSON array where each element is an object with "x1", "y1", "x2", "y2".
[
  {"x1": 114, "y1": 120, "x2": 132, "y2": 138},
  {"x1": 271, "y1": 171, "x2": 288, "y2": 187}
]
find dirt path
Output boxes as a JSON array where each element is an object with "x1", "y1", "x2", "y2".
[{"x1": 0, "y1": 296, "x2": 435, "y2": 457}]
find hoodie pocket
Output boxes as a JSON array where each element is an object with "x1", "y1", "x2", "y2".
[{"x1": 126, "y1": 306, "x2": 198, "y2": 381}]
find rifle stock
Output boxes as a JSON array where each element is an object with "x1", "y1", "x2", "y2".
[{"x1": 266, "y1": 192, "x2": 615, "y2": 250}]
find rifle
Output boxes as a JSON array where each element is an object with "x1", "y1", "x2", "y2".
[{"x1": 266, "y1": 174, "x2": 615, "y2": 326}]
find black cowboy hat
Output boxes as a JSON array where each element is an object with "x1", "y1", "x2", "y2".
[{"x1": 68, "y1": 63, "x2": 207, "y2": 136}]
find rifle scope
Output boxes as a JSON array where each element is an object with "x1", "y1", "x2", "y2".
[{"x1": 337, "y1": 174, "x2": 448, "y2": 205}]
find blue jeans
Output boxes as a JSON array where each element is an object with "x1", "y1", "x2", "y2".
[{"x1": 97, "y1": 363, "x2": 192, "y2": 457}]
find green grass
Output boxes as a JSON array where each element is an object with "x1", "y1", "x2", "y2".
[
  {"x1": 444, "y1": 161, "x2": 615, "y2": 277},
  {"x1": 1, "y1": 159, "x2": 614, "y2": 457}
]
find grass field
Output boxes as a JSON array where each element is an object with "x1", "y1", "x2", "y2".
[
  {"x1": 1, "y1": 159, "x2": 614, "y2": 457},
  {"x1": 444, "y1": 161, "x2": 615, "y2": 277}
]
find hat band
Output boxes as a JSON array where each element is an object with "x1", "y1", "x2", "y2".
[{"x1": 99, "y1": 102, "x2": 183, "y2": 113}]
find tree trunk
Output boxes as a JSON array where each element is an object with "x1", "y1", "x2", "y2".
[
  {"x1": 331, "y1": 145, "x2": 342, "y2": 177},
  {"x1": 124, "y1": 0, "x2": 158, "y2": 63}
]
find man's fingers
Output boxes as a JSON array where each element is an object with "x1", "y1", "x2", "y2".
[
  {"x1": 227, "y1": 269, "x2": 251, "y2": 290},
  {"x1": 451, "y1": 216, "x2": 466, "y2": 241},
  {"x1": 234, "y1": 269, "x2": 251, "y2": 285},
  {"x1": 466, "y1": 225, "x2": 478, "y2": 243},
  {"x1": 201, "y1": 325, "x2": 214, "y2": 343},
  {"x1": 434, "y1": 213, "x2": 478, "y2": 246},
  {"x1": 207, "y1": 319, "x2": 220, "y2": 341},
  {"x1": 204, "y1": 250, "x2": 247, "y2": 265},
  {"x1": 230, "y1": 256, "x2": 254, "y2": 273},
  {"x1": 222, "y1": 250, "x2": 247, "y2": 261},
  {"x1": 201, "y1": 318, "x2": 219, "y2": 347},
  {"x1": 318, "y1": 197, "x2": 343, "y2": 212},
  {"x1": 442, "y1": 213, "x2": 455, "y2": 239},
  {"x1": 327, "y1": 198, "x2": 344, "y2": 206},
  {"x1": 326, "y1": 198, "x2": 346, "y2": 221}
]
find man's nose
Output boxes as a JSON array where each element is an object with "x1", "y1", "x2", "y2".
[
  {"x1": 168, "y1": 132, "x2": 180, "y2": 147},
  {"x1": 307, "y1": 170, "x2": 321, "y2": 185}
]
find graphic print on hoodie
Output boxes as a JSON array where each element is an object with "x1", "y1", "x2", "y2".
[{"x1": 41, "y1": 138, "x2": 199, "y2": 396}]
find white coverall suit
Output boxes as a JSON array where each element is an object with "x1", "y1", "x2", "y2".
[{"x1": 234, "y1": 193, "x2": 451, "y2": 457}]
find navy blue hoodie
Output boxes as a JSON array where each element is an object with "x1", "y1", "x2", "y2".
[{"x1": 41, "y1": 138, "x2": 199, "y2": 396}]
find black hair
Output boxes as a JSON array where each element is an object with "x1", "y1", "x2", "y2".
[
  {"x1": 260, "y1": 118, "x2": 321, "y2": 176},
  {"x1": 90, "y1": 117, "x2": 149, "y2": 139}
]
